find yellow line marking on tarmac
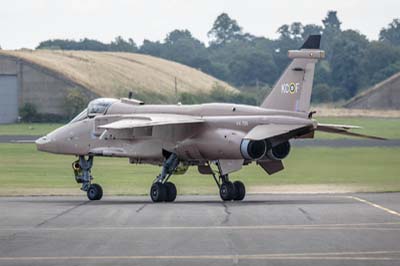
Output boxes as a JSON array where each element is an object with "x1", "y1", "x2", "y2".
[
  {"x1": 0, "y1": 251, "x2": 399, "y2": 261},
  {"x1": 1, "y1": 222, "x2": 400, "y2": 231},
  {"x1": 347, "y1": 196, "x2": 400, "y2": 217}
]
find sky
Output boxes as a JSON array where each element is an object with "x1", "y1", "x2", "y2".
[{"x1": 0, "y1": 0, "x2": 399, "y2": 49}]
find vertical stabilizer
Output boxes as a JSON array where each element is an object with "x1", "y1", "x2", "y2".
[{"x1": 261, "y1": 35, "x2": 324, "y2": 113}]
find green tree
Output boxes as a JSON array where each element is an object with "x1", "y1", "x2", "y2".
[
  {"x1": 208, "y1": 13, "x2": 243, "y2": 45},
  {"x1": 274, "y1": 23, "x2": 304, "y2": 72},
  {"x1": 311, "y1": 83, "x2": 332, "y2": 103},
  {"x1": 330, "y1": 30, "x2": 368, "y2": 96},
  {"x1": 277, "y1": 24, "x2": 291, "y2": 39},
  {"x1": 109, "y1": 36, "x2": 138, "y2": 52},
  {"x1": 360, "y1": 41, "x2": 400, "y2": 86},
  {"x1": 322, "y1": 11, "x2": 341, "y2": 31},
  {"x1": 370, "y1": 61, "x2": 400, "y2": 84},
  {"x1": 165, "y1": 30, "x2": 193, "y2": 45},
  {"x1": 163, "y1": 29, "x2": 208, "y2": 68},
  {"x1": 302, "y1": 24, "x2": 323, "y2": 39},
  {"x1": 321, "y1": 11, "x2": 342, "y2": 61},
  {"x1": 379, "y1": 18, "x2": 400, "y2": 46},
  {"x1": 228, "y1": 49, "x2": 277, "y2": 86},
  {"x1": 139, "y1": 39, "x2": 164, "y2": 57},
  {"x1": 37, "y1": 38, "x2": 109, "y2": 51}
]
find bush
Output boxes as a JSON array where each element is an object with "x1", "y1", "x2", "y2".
[
  {"x1": 19, "y1": 103, "x2": 68, "y2": 123},
  {"x1": 19, "y1": 103, "x2": 39, "y2": 122},
  {"x1": 63, "y1": 88, "x2": 89, "y2": 120}
]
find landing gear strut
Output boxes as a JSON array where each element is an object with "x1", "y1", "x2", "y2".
[
  {"x1": 209, "y1": 161, "x2": 246, "y2": 201},
  {"x1": 72, "y1": 156, "x2": 103, "y2": 201},
  {"x1": 150, "y1": 153, "x2": 179, "y2": 202}
]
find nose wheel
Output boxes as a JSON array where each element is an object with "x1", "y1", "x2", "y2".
[
  {"x1": 72, "y1": 156, "x2": 103, "y2": 201},
  {"x1": 87, "y1": 184, "x2": 103, "y2": 200}
]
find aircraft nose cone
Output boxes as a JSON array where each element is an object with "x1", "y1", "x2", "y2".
[{"x1": 35, "y1": 136, "x2": 57, "y2": 153}]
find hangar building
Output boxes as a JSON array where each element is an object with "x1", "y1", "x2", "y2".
[
  {"x1": 0, "y1": 50, "x2": 236, "y2": 124},
  {"x1": 344, "y1": 72, "x2": 400, "y2": 110}
]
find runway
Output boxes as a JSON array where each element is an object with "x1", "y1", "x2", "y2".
[{"x1": 0, "y1": 193, "x2": 400, "y2": 265}]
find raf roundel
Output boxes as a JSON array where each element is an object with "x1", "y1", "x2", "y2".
[{"x1": 289, "y1": 83, "x2": 296, "y2": 94}]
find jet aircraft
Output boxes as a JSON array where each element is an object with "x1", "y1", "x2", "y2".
[{"x1": 36, "y1": 35, "x2": 383, "y2": 202}]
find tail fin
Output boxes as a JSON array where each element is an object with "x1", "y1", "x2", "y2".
[{"x1": 261, "y1": 35, "x2": 324, "y2": 112}]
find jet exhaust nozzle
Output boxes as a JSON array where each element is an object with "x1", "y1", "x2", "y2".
[
  {"x1": 240, "y1": 139, "x2": 267, "y2": 160},
  {"x1": 266, "y1": 141, "x2": 291, "y2": 161}
]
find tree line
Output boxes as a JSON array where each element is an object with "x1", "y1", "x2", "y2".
[{"x1": 36, "y1": 11, "x2": 400, "y2": 104}]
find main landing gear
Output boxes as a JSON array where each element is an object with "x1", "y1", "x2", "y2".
[
  {"x1": 210, "y1": 162, "x2": 246, "y2": 201},
  {"x1": 150, "y1": 153, "x2": 179, "y2": 202},
  {"x1": 72, "y1": 156, "x2": 103, "y2": 201}
]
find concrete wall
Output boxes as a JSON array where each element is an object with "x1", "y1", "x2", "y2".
[
  {"x1": 345, "y1": 75, "x2": 400, "y2": 110},
  {"x1": 0, "y1": 55, "x2": 97, "y2": 118}
]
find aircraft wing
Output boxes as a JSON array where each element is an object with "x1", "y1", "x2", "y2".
[
  {"x1": 98, "y1": 114, "x2": 204, "y2": 130},
  {"x1": 316, "y1": 123, "x2": 386, "y2": 140},
  {"x1": 244, "y1": 124, "x2": 313, "y2": 141}
]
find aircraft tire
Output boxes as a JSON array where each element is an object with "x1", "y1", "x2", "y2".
[
  {"x1": 150, "y1": 182, "x2": 167, "y2": 202},
  {"x1": 165, "y1": 182, "x2": 177, "y2": 202},
  {"x1": 233, "y1": 181, "x2": 246, "y2": 201},
  {"x1": 220, "y1": 181, "x2": 235, "y2": 201},
  {"x1": 87, "y1": 184, "x2": 103, "y2": 200}
]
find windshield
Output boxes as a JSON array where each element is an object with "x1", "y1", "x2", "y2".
[
  {"x1": 69, "y1": 98, "x2": 118, "y2": 123},
  {"x1": 87, "y1": 98, "x2": 118, "y2": 117},
  {"x1": 69, "y1": 108, "x2": 88, "y2": 123}
]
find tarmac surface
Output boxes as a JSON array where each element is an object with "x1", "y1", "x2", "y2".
[
  {"x1": 0, "y1": 193, "x2": 400, "y2": 265},
  {"x1": 1, "y1": 135, "x2": 400, "y2": 147}
]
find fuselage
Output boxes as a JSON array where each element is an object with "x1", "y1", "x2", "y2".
[{"x1": 36, "y1": 100, "x2": 315, "y2": 164}]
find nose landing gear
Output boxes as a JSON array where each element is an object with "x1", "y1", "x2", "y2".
[{"x1": 72, "y1": 156, "x2": 103, "y2": 201}]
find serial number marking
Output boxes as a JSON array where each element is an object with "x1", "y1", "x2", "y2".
[{"x1": 235, "y1": 121, "x2": 249, "y2": 127}]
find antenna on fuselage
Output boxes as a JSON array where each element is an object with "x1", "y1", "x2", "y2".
[{"x1": 128, "y1": 91, "x2": 133, "y2": 99}]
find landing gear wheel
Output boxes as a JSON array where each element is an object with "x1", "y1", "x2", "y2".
[
  {"x1": 220, "y1": 181, "x2": 235, "y2": 201},
  {"x1": 87, "y1": 184, "x2": 103, "y2": 200},
  {"x1": 233, "y1": 181, "x2": 246, "y2": 201},
  {"x1": 150, "y1": 183, "x2": 167, "y2": 202},
  {"x1": 165, "y1": 182, "x2": 177, "y2": 202}
]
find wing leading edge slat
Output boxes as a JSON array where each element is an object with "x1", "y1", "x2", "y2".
[{"x1": 98, "y1": 114, "x2": 204, "y2": 130}]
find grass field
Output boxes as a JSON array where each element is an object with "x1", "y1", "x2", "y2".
[
  {"x1": 0, "y1": 143, "x2": 398, "y2": 196},
  {"x1": 0, "y1": 123, "x2": 62, "y2": 136},
  {"x1": 1, "y1": 117, "x2": 399, "y2": 139}
]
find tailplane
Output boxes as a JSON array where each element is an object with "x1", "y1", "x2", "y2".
[{"x1": 261, "y1": 35, "x2": 324, "y2": 112}]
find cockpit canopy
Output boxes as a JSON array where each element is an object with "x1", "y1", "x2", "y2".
[
  {"x1": 87, "y1": 98, "x2": 118, "y2": 117},
  {"x1": 69, "y1": 98, "x2": 118, "y2": 123}
]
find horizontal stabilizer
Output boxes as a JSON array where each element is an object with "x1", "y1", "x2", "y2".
[
  {"x1": 316, "y1": 123, "x2": 386, "y2": 140},
  {"x1": 245, "y1": 124, "x2": 313, "y2": 141}
]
